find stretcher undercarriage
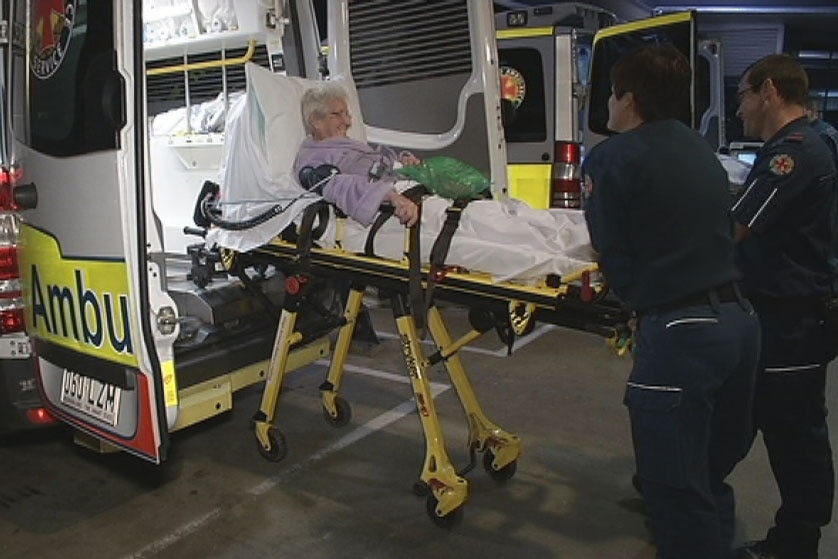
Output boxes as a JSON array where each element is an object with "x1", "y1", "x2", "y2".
[{"x1": 212, "y1": 201, "x2": 630, "y2": 527}]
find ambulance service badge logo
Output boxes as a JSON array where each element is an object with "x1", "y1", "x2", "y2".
[
  {"x1": 501, "y1": 66, "x2": 526, "y2": 108},
  {"x1": 31, "y1": 0, "x2": 77, "y2": 80},
  {"x1": 769, "y1": 153, "x2": 795, "y2": 176}
]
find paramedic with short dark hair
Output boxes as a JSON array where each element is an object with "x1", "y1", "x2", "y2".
[
  {"x1": 582, "y1": 43, "x2": 760, "y2": 559},
  {"x1": 293, "y1": 83, "x2": 419, "y2": 227},
  {"x1": 731, "y1": 53, "x2": 837, "y2": 559}
]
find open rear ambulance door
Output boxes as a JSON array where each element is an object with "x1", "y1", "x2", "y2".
[
  {"x1": 12, "y1": 1, "x2": 169, "y2": 462},
  {"x1": 324, "y1": 0, "x2": 508, "y2": 198},
  {"x1": 587, "y1": 11, "x2": 715, "y2": 147}
]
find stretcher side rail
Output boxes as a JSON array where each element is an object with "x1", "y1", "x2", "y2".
[{"x1": 245, "y1": 230, "x2": 630, "y2": 341}]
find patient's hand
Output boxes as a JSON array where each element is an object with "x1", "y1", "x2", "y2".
[
  {"x1": 399, "y1": 151, "x2": 421, "y2": 167},
  {"x1": 386, "y1": 190, "x2": 419, "y2": 227}
]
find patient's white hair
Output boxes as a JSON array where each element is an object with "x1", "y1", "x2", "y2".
[{"x1": 301, "y1": 83, "x2": 349, "y2": 135}]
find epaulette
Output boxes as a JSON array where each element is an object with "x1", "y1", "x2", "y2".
[{"x1": 781, "y1": 132, "x2": 805, "y2": 143}]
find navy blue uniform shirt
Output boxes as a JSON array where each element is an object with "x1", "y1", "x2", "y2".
[
  {"x1": 731, "y1": 116, "x2": 837, "y2": 298},
  {"x1": 582, "y1": 119, "x2": 738, "y2": 311}
]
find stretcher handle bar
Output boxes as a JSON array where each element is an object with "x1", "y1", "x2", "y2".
[
  {"x1": 146, "y1": 39, "x2": 257, "y2": 76},
  {"x1": 560, "y1": 264, "x2": 599, "y2": 284}
]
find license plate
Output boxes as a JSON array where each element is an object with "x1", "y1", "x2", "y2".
[{"x1": 60, "y1": 369, "x2": 122, "y2": 426}]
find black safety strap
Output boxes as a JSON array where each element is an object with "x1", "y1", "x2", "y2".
[
  {"x1": 408, "y1": 203, "x2": 425, "y2": 334},
  {"x1": 364, "y1": 185, "x2": 429, "y2": 257},
  {"x1": 364, "y1": 206, "x2": 395, "y2": 257},
  {"x1": 296, "y1": 201, "x2": 331, "y2": 268},
  {"x1": 422, "y1": 199, "x2": 470, "y2": 317}
]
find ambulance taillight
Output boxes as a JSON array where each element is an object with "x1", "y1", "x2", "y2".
[
  {"x1": 0, "y1": 167, "x2": 26, "y2": 334},
  {"x1": 552, "y1": 141, "x2": 582, "y2": 208}
]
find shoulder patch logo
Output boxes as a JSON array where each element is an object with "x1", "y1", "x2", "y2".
[
  {"x1": 769, "y1": 153, "x2": 795, "y2": 176},
  {"x1": 31, "y1": 0, "x2": 77, "y2": 80}
]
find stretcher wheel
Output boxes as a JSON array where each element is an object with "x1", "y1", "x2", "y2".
[
  {"x1": 256, "y1": 430, "x2": 287, "y2": 462},
  {"x1": 322, "y1": 396, "x2": 352, "y2": 427},
  {"x1": 412, "y1": 481, "x2": 430, "y2": 496},
  {"x1": 483, "y1": 450, "x2": 517, "y2": 482},
  {"x1": 425, "y1": 494, "x2": 463, "y2": 529}
]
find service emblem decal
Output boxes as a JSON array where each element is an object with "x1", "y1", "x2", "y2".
[
  {"x1": 768, "y1": 153, "x2": 795, "y2": 176},
  {"x1": 31, "y1": 0, "x2": 77, "y2": 80},
  {"x1": 500, "y1": 66, "x2": 527, "y2": 108}
]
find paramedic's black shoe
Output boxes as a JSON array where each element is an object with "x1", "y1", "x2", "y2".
[{"x1": 734, "y1": 539, "x2": 818, "y2": 559}]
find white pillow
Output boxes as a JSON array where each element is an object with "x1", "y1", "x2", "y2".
[{"x1": 245, "y1": 63, "x2": 366, "y2": 181}]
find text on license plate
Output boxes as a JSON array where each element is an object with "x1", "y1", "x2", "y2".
[{"x1": 60, "y1": 370, "x2": 122, "y2": 426}]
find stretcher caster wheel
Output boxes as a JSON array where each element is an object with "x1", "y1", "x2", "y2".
[
  {"x1": 412, "y1": 481, "x2": 430, "y2": 496},
  {"x1": 426, "y1": 494, "x2": 463, "y2": 529},
  {"x1": 256, "y1": 430, "x2": 287, "y2": 462},
  {"x1": 483, "y1": 450, "x2": 517, "y2": 482},
  {"x1": 322, "y1": 396, "x2": 352, "y2": 427}
]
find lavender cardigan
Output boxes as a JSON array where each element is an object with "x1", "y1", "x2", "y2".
[{"x1": 293, "y1": 137, "x2": 402, "y2": 226}]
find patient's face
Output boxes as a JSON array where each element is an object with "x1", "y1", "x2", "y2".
[{"x1": 312, "y1": 97, "x2": 352, "y2": 141}]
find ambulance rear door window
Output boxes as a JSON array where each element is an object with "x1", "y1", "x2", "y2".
[{"x1": 23, "y1": 0, "x2": 121, "y2": 157}]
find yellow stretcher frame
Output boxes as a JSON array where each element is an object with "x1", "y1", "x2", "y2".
[{"x1": 235, "y1": 208, "x2": 628, "y2": 527}]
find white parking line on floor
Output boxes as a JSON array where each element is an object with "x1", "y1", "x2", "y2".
[
  {"x1": 318, "y1": 360, "x2": 450, "y2": 389},
  {"x1": 376, "y1": 323, "x2": 555, "y2": 357},
  {"x1": 124, "y1": 366, "x2": 450, "y2": 559}
]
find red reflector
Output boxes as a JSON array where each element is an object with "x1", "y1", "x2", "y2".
[
  {"x1": 0, "y1": 246, "x2": 19, "y2": 281},
  {"x1": 286, "y1": 275, "x2": 309, "y2": 295},
  {"x1": 554, "y1": 178, "x2": 579, "y2": 193},
  {"x1": 26, "y1": 407, "x2": 57, "y2": 425},
  {"x1": 0, "y1": 308, "x2": 25, "y2": 334},
  {"x1": 552, "y1": 142, "x2": 583, "y2": 208},
  {"x1": 0, "y1": 169, "x2": 13, "y2": 211},
  {"x1": 555, "y1": 142, "x2": 581, "y2": 164}
]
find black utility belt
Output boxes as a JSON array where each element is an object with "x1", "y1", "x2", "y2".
[
  {"x1": 749, "y1": 292, "x2": 825, "y2": 310},
  {"x1": 650, "y1": 283, "x2": 739, "y2": 314}
]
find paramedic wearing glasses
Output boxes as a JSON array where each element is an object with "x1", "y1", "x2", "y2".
[
  {"x1": 293, "y1": 83, "x2": 419, "y2": 227},
  {"x1": 582, "y1": 44, "x2": 760, "y2": 559},
  {"x1": 731, "y1": 54, "x2": 837, "y2": 559}
]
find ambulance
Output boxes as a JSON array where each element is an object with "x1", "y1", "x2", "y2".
[
  {"x1": 496, "y1": 2, "x2": 616, "y2": 210},
  {"x1": 9, "y1": 0, "x2": 508, "y2": 463}
]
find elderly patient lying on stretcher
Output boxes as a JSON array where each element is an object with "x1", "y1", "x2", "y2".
[{"x1": 291, "y1": 82, "x2": 595, "y2": 283}]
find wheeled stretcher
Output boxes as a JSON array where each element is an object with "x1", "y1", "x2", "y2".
[
  {"x1": 194, "y1": 64, "x2": 630, "y2": 525},
  {"x1": 205, "y1": 197, "x2": 628, "y2": 527}
]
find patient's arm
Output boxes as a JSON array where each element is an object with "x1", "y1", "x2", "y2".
[{"x1": 320, "y1": 173, "x2": 399, "y2": 226}]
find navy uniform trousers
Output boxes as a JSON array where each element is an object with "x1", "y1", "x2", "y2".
[
  {"x1": 749, "y1": 296, "x2": 835, "y2": 555},
  {"x1": 628, "y1": 295, "x2": 760, "y2": 559}
]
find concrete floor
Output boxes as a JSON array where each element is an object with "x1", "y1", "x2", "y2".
[{"x1": 1, "y1": 304, "x2": 836, "y2": 559}]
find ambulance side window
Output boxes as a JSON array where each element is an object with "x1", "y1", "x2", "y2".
[{"x1": 14, "y1": 0, "x2": 122, "y2": 157}]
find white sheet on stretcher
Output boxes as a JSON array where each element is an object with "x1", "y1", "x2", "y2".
[{"x1": 333, "y1": 192, "x2": 595, "y2": 282}]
